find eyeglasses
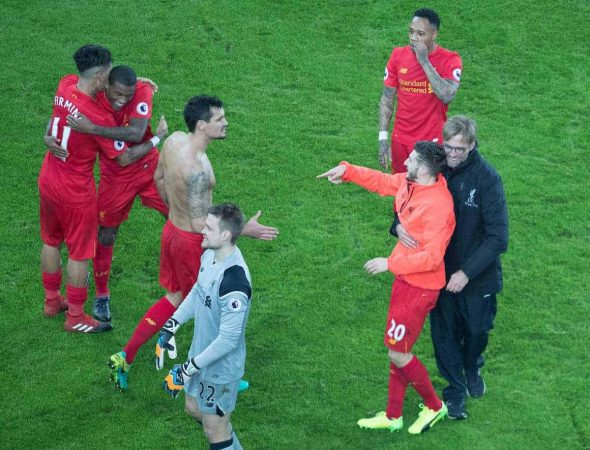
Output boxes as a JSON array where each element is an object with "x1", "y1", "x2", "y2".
[{"x1": 443, "y1": 143, "x2": 469, "y2": 155}]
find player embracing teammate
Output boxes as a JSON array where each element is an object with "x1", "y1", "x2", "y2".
[{"x1": 40, "y1": 46, "x2": 164, "y2": 333}]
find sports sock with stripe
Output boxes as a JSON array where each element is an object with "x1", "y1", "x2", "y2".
[
  {"x1": 42, "y1": 270, "x2": 62, "y2": 299},
  {"x1": 123, "y1": 296, "x2": 176, "y2": 364},
  {"x1": 386, "y1": 362, "x2": 407, "y2": 419},
  {"x1": 65, "y1": 285, "x2": 88, "y2": 318},
  {"x1": 400, "y1": 355, "x2": 443, "y2": 411},
  {"x1": 93, "y1": 242, "x2": 113, "y2": 298}
]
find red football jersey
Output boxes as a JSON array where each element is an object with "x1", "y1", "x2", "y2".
[
  {"x1": 39, "y1": 75, "x2": 126, "y2": 206},
  {"x1": 384, "y1": 45, "x2": 462, "y2": 146},
  {"x1": 97, "y1": 81, "x2": 159, "y2": 183}
]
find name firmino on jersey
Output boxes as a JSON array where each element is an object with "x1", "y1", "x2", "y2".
[{"x1": 54, "y1": 96, "x2": 79, "y2": 117}]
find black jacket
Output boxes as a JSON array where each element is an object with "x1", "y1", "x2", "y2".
[
  {"x1": 442, "y1": 146, "x2": 509, "y2": 295},
  {"x1": 391, "y1": 145, "x2": 509, "y2": 295}
]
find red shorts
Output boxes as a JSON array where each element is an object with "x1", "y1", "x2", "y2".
[
  {"x1": 159, "y1": 220, "x2": 204, "y2": 298},
  {"x1": 98, "y1": 175, "x2": 169, "y2": 228},
  {"x1": 390, "y1": 137, "x2": 413, "y2": 174},
  {"x1": 383, "y1": 278, "x2": 439, "y2": 352},
  {"x1": 39, "y1": 193, "x2": 97, "y2": 260}
]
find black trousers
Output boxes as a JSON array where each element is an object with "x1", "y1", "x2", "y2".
[{"x1": 429, "y1": 290, "x2": 497, "y2": 401}]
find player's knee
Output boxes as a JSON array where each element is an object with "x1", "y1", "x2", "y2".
[
  {"x1": 202, "y1": 422, "x2": 227, "y2": 444},
  {"x1": 166, "y1": 291, "x2": 183, "y2": 307},
  {"x1": 184, "y1": 400, "x2": 202, "y2": 422},
  {"x1": 184, "y1": 405, "x2": 201, "y2": 421},
  {"x1": 98, "y1": 226, "x2": 118, "y2": 247},
  {"x1": 388, "y1": 349, "x2": 411, "y2": 367}
]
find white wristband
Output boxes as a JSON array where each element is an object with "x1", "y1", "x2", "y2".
[
  {"x1": 379, "y1": 131, "x2": 388, "y2": 141},
  {"x1": 150, "y1": 136, "x2": 161, "y2": 147}
]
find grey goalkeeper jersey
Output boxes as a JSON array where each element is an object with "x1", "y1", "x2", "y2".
[{"x1": 172, "y1": 247, "x2": 252, "y2": 384}]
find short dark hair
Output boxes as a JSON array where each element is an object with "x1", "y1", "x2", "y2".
[
  {"x1": 108, "y1": 65, "x2": 137, "y2": 87},
  {"x1": 73, "y1": 45, "x2": 112, "y2": 75},
  {"x1": 414, "y1": 141, "x2": 447, "y2": 176},
  {"x1": 443, "y1": 116, "x2": 477, "y2": 146},
  {"x1": 208, "y1": 203, "x2": 245, "y2": 244},
  {"x1": 184, "y1": 95, "x2": 224, "y2": 132},
  {"x1": 414, "y1": 8, "x2": 441, "y2": 30}
]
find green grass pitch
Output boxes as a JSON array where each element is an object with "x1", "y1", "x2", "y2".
[{"x1": 1, "y1": 0, "x2": 589, "y2": 449}]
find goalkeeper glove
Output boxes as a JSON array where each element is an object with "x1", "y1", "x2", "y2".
[
  {"x1": 162, "y1": 359, "x2": 201, "y2": 399},
  {"x1": 155, "y1": 318, "x2": 180, "y2": 370}
]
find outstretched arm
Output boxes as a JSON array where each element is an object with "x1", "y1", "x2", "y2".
[
  {"x1": 316, "y1": 164, "x2": 347, "y2": 184},
  {"x1": 318, "y1": 162, "x2": 403, "y2": 196},
  {"x1": 241, "y1": 211, "x2": 278, "y2": 240}
]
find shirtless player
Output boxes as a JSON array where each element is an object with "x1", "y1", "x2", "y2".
[{"x1": 108, "y1": 95, "x2": 278, "y2": 390}]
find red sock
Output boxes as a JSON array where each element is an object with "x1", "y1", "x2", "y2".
[
  {"x1": 42, "y1": 270, "x2": 62, "y2": 299},
  {"x1": 93, "y1": 242, "x2": 114, "y2": 297},
  {"x1": 66, "y1": 285, "x2": 88, "y2": 318},
  {"x1": 123, "y1": 297, "x2": 176, "y2": 364},
  {"x1": 400, "y1": 356, "x2": 442, "y2": 411},
  {"x1": 386, "y1": 362, "x2": 408, "y2": 419}
]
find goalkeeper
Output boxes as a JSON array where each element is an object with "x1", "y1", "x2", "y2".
[{"x1": 161, "y1": 203, "x2": 251, "y2": 450}]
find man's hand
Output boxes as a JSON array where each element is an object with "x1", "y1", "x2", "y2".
[
  {"x1": 378, "y1": 140, "x2": 390, "y2": 171},
  {"x1": 364, "y1": 257, "x2": 389, "y2": 275},
  {"x1": 67, "y1": 113, "x2": 96, "y2": 134},
  {"x1": 412, "y1": 42, "x2": 430, "y2": 65},
  {"x1": 446, "y1": 270, "x2": 469, "y2": 294},
  {"x1": 155, "y1": 318, "x2": 180, "y2": 370},
  {"x1": 242, "y1": 211, "x2": 279, "y2": 240},
  {"x1": 137, "y1": 77, "x2": 159, "y2": 93},
  {"x1": 396, "y1": 223, "x2": 418, "y2": 249},
  {"x1": 155, "y1": 115, "x2": 168, "y2": 140},
  {"x1": 162, "y1": 357, "x2": 202, "y2": 397},
  {"x1": 44, "y1": 135, "x2": 68, "y2": 160},
  {"x1": 163, "y1": 364, "x2": 185, "y2": 398},
  {"x1": 316, "y1": 165, "x2": 346, "y2": 184}
]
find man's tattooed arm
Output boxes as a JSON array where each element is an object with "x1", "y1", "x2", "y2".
[
  {"x1": 186, "y1": 170, "x2": 211, "y2": 232},
  {"x1": 378, "y1": 86, "x2": 397, "y2": 170},
  {"x1": 379, "y1": 86, "x2": 396, "y2": 132},
  {"x1": 418, "y1": 59, "x2": 459, "y2": 104}
]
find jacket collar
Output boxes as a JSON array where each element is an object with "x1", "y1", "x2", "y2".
[{"x1": 445, "y1": 142, "x2": 480, "y2": 176}]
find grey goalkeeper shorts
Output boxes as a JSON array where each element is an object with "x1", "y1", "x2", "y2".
[{"x1": 186, "y1": 374, "x2": 240, "y2": 416}]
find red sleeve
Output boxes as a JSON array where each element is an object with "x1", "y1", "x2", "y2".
[
  {"x1": 127, "y1": 82, "x2": 154, "y2": 120},
  {"x1": 91, "y1": 112, "x2": 128, "y2": 159},
  {"x1": 383, "y1": 48, "x2": 398, "y2": 88},
  {"x1": 95, "y1": 135, "x2": 128, "y2": 160},
  {"x1": 341, "y1": 162, "x2": 404, "y2": 196},
  {"x1": 441, "y1": 52, "x2": 463, "y2": 83}
]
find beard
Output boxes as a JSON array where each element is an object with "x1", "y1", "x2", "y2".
[{"x1": 406, "y1": 168, "x2": 418, "y2": 181}]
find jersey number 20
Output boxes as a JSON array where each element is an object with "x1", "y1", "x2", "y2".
[{"x1": 387, "y1": 319, "x2": 406, "y2": 342}]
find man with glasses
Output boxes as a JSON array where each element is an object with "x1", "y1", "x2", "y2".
[
  {"x1": 395, "y1": 116, "x2": 509, "y2": 420},
  {"x1": 318, "y1": 142, "x2": 455, "y2": 435}
]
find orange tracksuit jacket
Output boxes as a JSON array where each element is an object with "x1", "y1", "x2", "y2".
[{"x1": 341, "y1": 162, "x2": 456, "y2": 290}]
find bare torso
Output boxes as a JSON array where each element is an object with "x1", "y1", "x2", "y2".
[{"x1": 157, "y1": 131, "x2": 216, "y2": 233}]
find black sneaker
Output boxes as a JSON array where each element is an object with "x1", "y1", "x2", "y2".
[
  {"x1": 466, "y1": 369, "x2": 486, "y2": 398},
  {"x1": 446, "y1": 399, "x2": 467, "y2": 420},
  {"x1": 92, "y1": 296, "x2": 111, "y2": 322}
]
